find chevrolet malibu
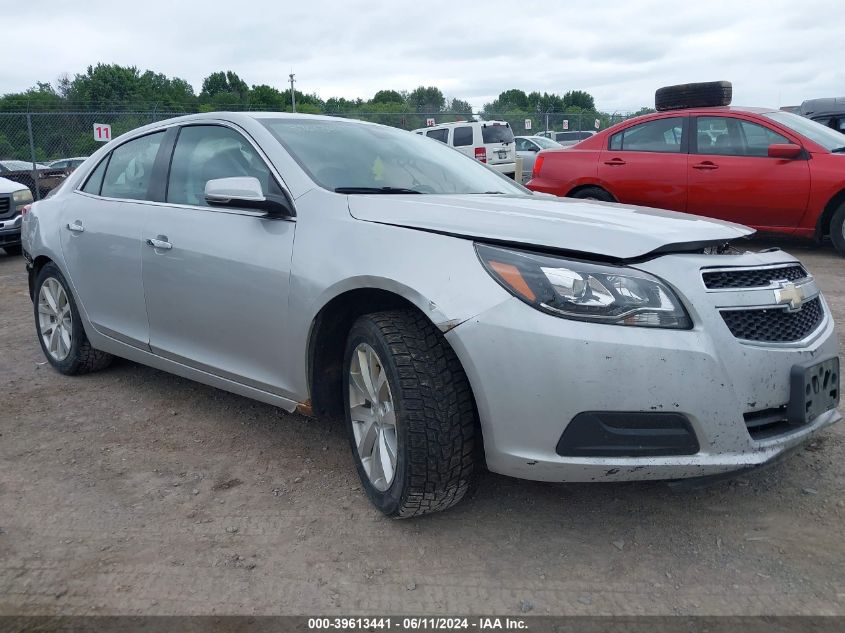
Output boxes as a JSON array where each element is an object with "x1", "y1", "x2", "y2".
[{"x1": 22, "y1": 113, "x2": 841, "y2": 517}]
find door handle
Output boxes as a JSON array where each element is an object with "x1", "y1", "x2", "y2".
[
  {"x1": 66, "y1": 221, "x2": 84, "y2": 233},
  {"x1": 145, "y1": 236, "x2": 172, "y2": 250},
  {"x1": 603, "y1": 158, "x2": 626, "y2": 166},
  {"x1": 693, "y1": 161, "x2": 719, "y2": 170}
]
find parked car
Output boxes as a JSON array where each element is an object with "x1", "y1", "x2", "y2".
[
  {"x1": 0, "y1": 176, "x2": 33, "y2": 255},
  {"x1": 46, "y1": 156, "x2": 89, "y2": 175},
  {"x1": 0, "y1": 160, "x2": 66, "y2": 198},
  {"x1": 799, "y1": 97, "x2": 845, "y2": 134},
  {"x1": 535, "y1": 130, "x2": 596, "y2": 145},
  {"x1": 23, "y1": 113, "x2": 840, "y2": 517},
  {"x1": 412, "y1": 120, "x2": 516, "y2": 178},
  {"x1": 515, "y1": 135, "x2": 562, "y2": 181},
  {"x1": 554, "y1": 130, "x2": 596, "y2": 146},
  {"x1": 527, "y1": 105, "x2": 845, "y2": 255}
]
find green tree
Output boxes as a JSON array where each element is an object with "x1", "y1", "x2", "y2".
[
  {"x1": 407, "y1": 86, "x2": 445, "y2": 113},
  {"x1": 562, "y1": 90, "x2": 595, "y2": 111},
  {"x1": 199, "y1": 71, "x2": 249, "y2": 109},
  {"x1": 372, "y1": 89, "x2": 404, "y2": 105}
]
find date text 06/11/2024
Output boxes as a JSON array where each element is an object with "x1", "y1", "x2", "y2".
[{"x1": 307, "y1": 617, "x2": 528, "y2": 630}]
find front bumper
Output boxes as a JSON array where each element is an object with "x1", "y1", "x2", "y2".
[
  {"x1": 0, "y1": 213, "x2": 22, "y2": 248},
  {"x1": 446, "y1": 250, "x2": 841, "y2": 482}
]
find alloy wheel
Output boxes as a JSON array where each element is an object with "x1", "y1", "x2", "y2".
[
  {"x1": 348, "y1": 342, "x2": 398, "y2": 491},
  {"x1": 38, "y1": 277, "x2": 73, "y2": 361}
]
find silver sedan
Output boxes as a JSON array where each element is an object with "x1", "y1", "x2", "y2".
[
  {"x1": 23, "y1": 113, "x2": 841, "y2": 517},
  {"x1": 515, "y1": 135, "x2": 562, "y2": 180}
]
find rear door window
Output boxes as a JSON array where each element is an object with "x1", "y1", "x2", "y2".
[
  {"x1": 453, "y1": 126, "x2": 473, "y2": 147},
  {"x1": 481, "y1": 124, "x2": 514, "y2": 144},
  {"x1": 100, "y1": 132, "x2": 165, "y2": 200},
  {"x1": 426, "y1": 129, "x2": 448, "y2": 143},
  {"x1": 611, "y1": 117, "x2": 684, "y2": 153}
]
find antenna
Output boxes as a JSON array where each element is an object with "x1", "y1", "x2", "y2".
[{"x1": 289, "y1": 72, "x2": 296, "y2": 113}]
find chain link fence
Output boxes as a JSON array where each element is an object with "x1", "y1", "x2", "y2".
[{"x1": 0, "y1": 109, "x2": 639, "y2": 199}]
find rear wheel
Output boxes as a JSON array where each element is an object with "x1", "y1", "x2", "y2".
[
  {"x1": 830, "y1": 203, "x2": 845, "y2": 257},
  {"x1": 570, "y1": 186, "x2": 615, "y2": 202},
  {"x1": 3, "y1": 245, "x2": 22, "y2": 256},
  {"x1": 33, "y1": 263, "x2": 113, "y2": 375},
  {"x1": 343, "y1": 310, "x2": 476, "y2": 518}
]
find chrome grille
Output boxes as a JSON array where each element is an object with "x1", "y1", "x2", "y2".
[
  {"x1": 721, "y1": 298, "x2": 823, "y2": 343},
  {"x1": 702, "y1": 265, "x2": 808, "y2": 289},
  {"x1": 0, "y1": 195, "x2": 11, "y2": 220}
]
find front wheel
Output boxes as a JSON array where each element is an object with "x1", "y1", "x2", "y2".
[
  {"x1": 3, "y1": 245, "x2": 22, "y2": 256},
  {"x1": 830, "y1": 203, "x2": 845, "y2": 257},
  {"x1": 344, "y1": 310, "x2": 477, "y2": 518},
  {"x1": 33, "y1": 263, "x2": 113, "y2": 375}
]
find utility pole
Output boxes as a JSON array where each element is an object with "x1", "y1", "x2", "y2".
[{"x1": 289, "y1": 72, "x2": 296, "y2": 113}]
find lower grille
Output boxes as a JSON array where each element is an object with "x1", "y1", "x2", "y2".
[
  {"x1": 0, "y1": 196, "x2": 11, "y2": 220},
  {"x1": 744, "y1": 407, "x2": 793, "y2": 440},
  {"x1": 721, "y1": 297, "x2": 823, "y2": 342}
]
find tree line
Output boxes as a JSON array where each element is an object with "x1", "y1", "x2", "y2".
[{"x1": 0, "y1": 63, "x2": 654, "y2": 161}]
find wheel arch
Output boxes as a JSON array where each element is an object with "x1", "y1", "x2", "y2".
[
  {"x1": 566, "y1": 183, "x2": 617, "y2": 200},
  {"x1": 304, "y1": 284, "x2": 480, "y2": 429},
  {"x1": 816, "y1": 189, "x2": 845, "y2": 240}
]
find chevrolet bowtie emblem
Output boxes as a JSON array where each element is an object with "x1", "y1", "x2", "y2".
[{"x1": 773, "y1": 281, "x2": 806, "y2": 311}]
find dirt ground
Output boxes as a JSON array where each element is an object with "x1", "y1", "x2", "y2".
[{"x1": 0, "y1": 237, "x2": 843, "y2": 617}]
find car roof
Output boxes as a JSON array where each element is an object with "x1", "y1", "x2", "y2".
[{"x1": 654, "y1": 105, "x2": 778, "y2": 116}]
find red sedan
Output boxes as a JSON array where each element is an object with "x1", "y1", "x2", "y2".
[{"x1": 526, "y1": 106, "x2": 845, "y2": 255}]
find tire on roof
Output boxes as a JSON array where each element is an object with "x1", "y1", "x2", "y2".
[{"x1": 655, "y1": 81, "x2": 732, "y2": 111}]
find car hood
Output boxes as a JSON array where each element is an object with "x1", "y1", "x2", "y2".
[
  {"x1": 0, "y1": 176, "x2": 26, "y2": 195},
  {"x1": 347, "y1": 194, "x2": 754, "y2": 260}
]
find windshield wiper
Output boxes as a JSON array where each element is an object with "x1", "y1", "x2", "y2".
[
  {"x1": 831, "y1": 147, "x2": 845, "y2": 153},
  {"x1": 334, "y1": 186, "x2": 422, "y2": 194}
]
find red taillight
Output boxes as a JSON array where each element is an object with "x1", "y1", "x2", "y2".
[
  {"x1": 21, "y1": 203, "x2": 32, "y2": 217},
  {"x1": 532, "y1": 155, "x2": 545, "y2": 178},
  {"x1": 474, "y1": 147, "x2": 487, "y2": 163}
]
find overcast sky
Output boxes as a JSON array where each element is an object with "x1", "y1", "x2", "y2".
[{"x1": 5, "y1": 0, "x2": 843, "y2": 112}]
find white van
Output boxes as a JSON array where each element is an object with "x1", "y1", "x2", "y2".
[{"x1": 412, "y1": 121, "x2": 516, "y2": 178}]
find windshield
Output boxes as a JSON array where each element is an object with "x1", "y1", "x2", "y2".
[
  {"x1": 764, "y1": 111, "x2": 845, "y2": 151},
  {"x1": 533, "y1": 137, "x2": 561, "y2": 149},
  {"x1": 481, "y1": 123, "x2": 514, "y2": 144},
  {"x1": 261, "y1": 119, "x2": 527, "y2": 195}
]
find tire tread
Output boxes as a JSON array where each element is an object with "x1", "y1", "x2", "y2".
[{"x1": 365, "y1": 310, "x2": 476, "y2": 518}]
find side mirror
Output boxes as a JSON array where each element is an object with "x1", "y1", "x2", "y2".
[
  {"x1": 768, "y1": 143, "x2": 802, "y2": 159},
  {"x1": 204, "y1": 177, "x2": 294, "y2": 218}
]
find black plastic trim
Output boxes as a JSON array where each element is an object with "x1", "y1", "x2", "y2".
[{"x1": 556, "y1": 411, "x2": 700, "y2": 457}]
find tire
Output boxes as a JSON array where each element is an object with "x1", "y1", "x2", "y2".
[
  {"x1": 570, "y1": 186, "x2": 615, "y2": 202},
  {"x1": 830, "y1": 203, "x2": 845, "y2": 257},
  {"x1": 655, "y1": 81, "x2": 732, "y2": 111},
  {"x1": 343, "y1": 310, "x2": 476, "y2": 518},
  {"x1": 3, "y1": 245, "x2": 22, "y2": 256},
  {"x1": 33, "y1": 262, "x2": 113, "y2": 375}
]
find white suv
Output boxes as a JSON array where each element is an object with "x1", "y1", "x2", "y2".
[{"x1": 413, "y1": 120, "x2": 516, "y2": 178}]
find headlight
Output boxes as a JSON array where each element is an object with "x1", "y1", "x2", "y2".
[
  {"x1": 13, "y1": 189, "x2": 33, "y2": 206},
  {"x1": 476, "y1": 244, "x2": 692, "y2": 329}
]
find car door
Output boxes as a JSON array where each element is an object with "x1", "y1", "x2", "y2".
[
  {"x1": 60, "y1": 131, "x2": 166, "y2": 347},
  {"x1": 140, "y1": 123, "x2": 297, "y2": 397},
  {"x1": 597, "y1": 116, "x2": 689, "y2": 212},
  {"x1": 687, "y1": 115, "x2": 811, "y2": 228}
]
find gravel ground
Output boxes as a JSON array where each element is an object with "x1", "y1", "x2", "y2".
[{"x1": 0, "y1": 237, "x2": 843, "y2": 616}]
